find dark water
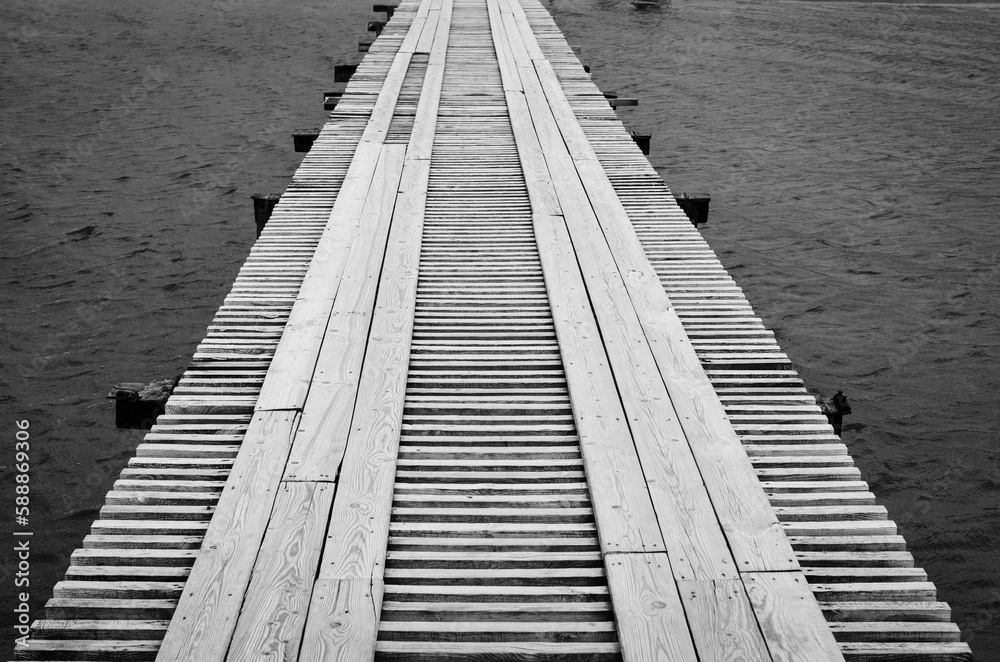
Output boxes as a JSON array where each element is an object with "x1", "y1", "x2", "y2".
[{"x1": 2, "y1": 0, "x2": 998, "y2": 656}]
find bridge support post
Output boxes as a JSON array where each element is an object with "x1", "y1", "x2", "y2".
[
  {"x1": 292, "y1": 130, "x2": 320, "y2": 153},
  {"x1": 251, "y1": 193, "x2": 281, "y2": 237},
  {"x1": 674, "y1": 193, "x2": 711, "y2": 227}
]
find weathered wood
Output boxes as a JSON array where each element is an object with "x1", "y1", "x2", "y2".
[
  {"x1": 298, "y1": 579, "x2": 384, "y2": 661},
  {"x1": 156, "y1": 411, "x2": 299, "y2": 662},
  {"x1": 530, "y1": 210, "x2": 665, "y2": 555},
  {"x1": 26, "y1": 1, "x2": 973, "y2": 659},
  {"x1": 604, "y1": 553, "x2": 698, "y2": 661},
  {"x1": 743, "y1": 571, "x2": 845, "y2": 661},
  {"x1": 286, "y1": 144, "x2": 407, "y2": 481},
  {"x1": 316, "y1": 158, "x2": 429, "y2": 577},
  {"x1": 676, "y1": 579, "x2": 771, "y2": 660},
  {"x1": 225, "y1": 482, "x2": 334, "y2": 662}
]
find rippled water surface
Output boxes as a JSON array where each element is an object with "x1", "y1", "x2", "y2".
[{"x1": 2, "y1": 0, "x2": 999, "y2": 656}]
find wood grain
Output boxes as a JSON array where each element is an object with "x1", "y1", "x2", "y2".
[
  {"x1": 743, "y1": 571, "x2": 844, "y2": 662},
  {"x1": 225, "y1": 482, "x2": 335, "y2": 662},
  {"x1": 155, "y1": 410, "x2": 299, "y2": 662},
  {"x1": 677, "y1": 579, "x2": 772, "y2": 661},
  {"x1": 604, "y1": 553, "x2": 698, "y2": 661},
  {"x1": 298, "y1": 578, "x2": 384, "y2": 662},
  {"x1": 286, "y1": 144, "x2": 407, "y2": 482}
]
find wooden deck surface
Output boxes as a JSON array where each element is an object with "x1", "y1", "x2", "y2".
[{"x1": 15, "y1": 0, "x2": 972, "y2": 659}]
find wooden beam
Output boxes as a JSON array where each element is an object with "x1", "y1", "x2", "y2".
[
  {"x1": 155, "y1": 411, "x2": 299, "y2": 662},
  {"x1": 605, "y1": 553, "x2": 698, "y2": 661},
  {"x1": 508, "y1": 0, "x2": 799, "y2": 574},
  {"x1": 677, "y1": 579, "x2": 772, "y2": 661},
  {"x1": 495, "y1": 0, "x2": 735, "y2": 580},
  {"x1": 298, "y1": 579, "x2": 384, "y2": 661},
  {"x1": 491, "y1": 0, "x2": 663, "y2": 560},
  {"x1": 225, "y1": 482, "x2": 335, "y2": 662},
  {"x1": 285, "y1": 144, "x2": 407, "y2": 482},
  {"x1": 743, "y1": 571, "x2": 846, "y2": 662}
]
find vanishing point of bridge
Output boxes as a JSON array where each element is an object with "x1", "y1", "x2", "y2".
[{"x1": 16, "y1": 0, "x2": 971, "y2": 659}]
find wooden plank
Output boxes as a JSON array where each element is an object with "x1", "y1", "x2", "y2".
[
  {"x1": 505, "y1": 93, "x2": 560, "y2": 216},
  {"x1": 286, "y1": 144, "x2": 407, "y2": 481},
  {"x1": 427, "y1": 0, "x2": 451, "y2": 67},
  {"x1": 497, "y1": 2, "x2": 730, "y2": 576},
  {"x1": 677, "y1": 579, "x2": 772, "y2": 661},
  {"x1": 505, "y1": 3, "x2": 797, "y2": 574},
  {"x1": 837, "y1": 642, "x2": 973, "y2": 659},
  {"x1": 255, "y1": 2, "x2": 431, "y2": 411},
  {"x1": 408, "y1": 0, "x2": 451, "y2": 158},
  {"x1": 604, "y1": 553, "x2": 698, "y2": 661},
  {"x1": 298, "y1": 578, "x2": 384, "y2": 662},
  {"x1": 28, "y1": 618, "x2": 169, "y2": 639},
  {"x1": 493, "y1": 4, "x2": 662, "y2": 558},
  {"x1": 487, "y1": 0, "x2": 522, "y2": 92},
  {"x1": 156, "y1": 410, "x2": 299, "y2": 662},
  {"x1": 317, "y1": 157, "x2": 429, "y2": 578},
  {"x1": 225, "y1": 482, "x2": 335, "y2": 662},
  {"x1": 374, "y1": 641, "x2": 621, "y2": 659},
  {"x1": 254, "y1": 144, "x2": 382, "y2": 411},
  {"x1": 743, "y1": 571, "x2": 844, "y2": 662},
  {"x1": 414, "y1": 9, "x2": 440, "y2": 54},
  {"x1": 530, "y1": 212, "x2": 665, "y2": 555}
]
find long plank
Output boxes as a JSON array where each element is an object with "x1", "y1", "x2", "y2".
[
  {"x1": 503, "y1": 0, "x2": 797, "y2": 574},
  {"x1": 495, "y1": 0, "x2": 729, "y2": 578},
  {"x1": 224, "y1": 482, "x2": 335, "y2": 662},
  {"x1": 604, "y1": 553, "x2": 698, "y2": 661},
  {"x1": 528, "y1": 206, "x2": 665, "y2": 560},
  {"x1": 298, "y1": 579, "x2": 385, "y2": 661},
  {"x1": 677, "y1": 579, "x2": 772, "y2": 661},
  {"x1": 155, "y1": 410, "x2": 299, "y2": 662},
  {"x1": 315, "y1": 157, "x2": 430, "y2": 578},
  {"x1": 255, "y1": 6, "x2": 431, "y2": 412},
  {"x1": 743, "y1": 572, "x2": 845, "y2": 661},
  {"x1": 285, "y1": 144, "x2": 407, "y2": 481},
  {"x1": 253, "y1": 144, "x2": 381, "y2": 411},
  {"x1": 492, "y1": 2, "x2": 663, "y2": 558},
  {"x1": 300, "y1": 9, "x2": 447, "y2": 653}
]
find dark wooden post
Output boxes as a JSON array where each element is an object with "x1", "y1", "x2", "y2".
[
  {"x1": 674, "y1": 193, "x2": 712, "y2": 227},
  {"x1": 292, "y1": 130, "x2": 320, "y2": 153},
  {"x1": 324, "y1": 92, "x2": 343, "y2": 110},
  {"x1": 251, "y1": 193, "x2": 281, "y2": 237},
  {"x1": 630, "y1": 132, "x2": 651, "y2": 155},
  {"x1": 373, "y1": 3, "x2": 397, "y2": 18},
  {"x1": 334, "y1": 64, "x2": 358, "y2": 83},
  {"x1": 107, "y1": 378, "x2": 177, "y2": 429}
]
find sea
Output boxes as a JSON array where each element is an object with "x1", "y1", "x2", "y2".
[{"x1": 2, "y1": 0, "x2": 998, "y2": 656}]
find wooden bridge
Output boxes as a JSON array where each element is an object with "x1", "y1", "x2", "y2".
[{"x1": 16, "y1": 0, "x2": 972, "y2": 659}]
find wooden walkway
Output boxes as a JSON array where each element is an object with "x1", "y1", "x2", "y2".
[{"x1": 16, "y1": 0, "x2": 972, "y2": 659}]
